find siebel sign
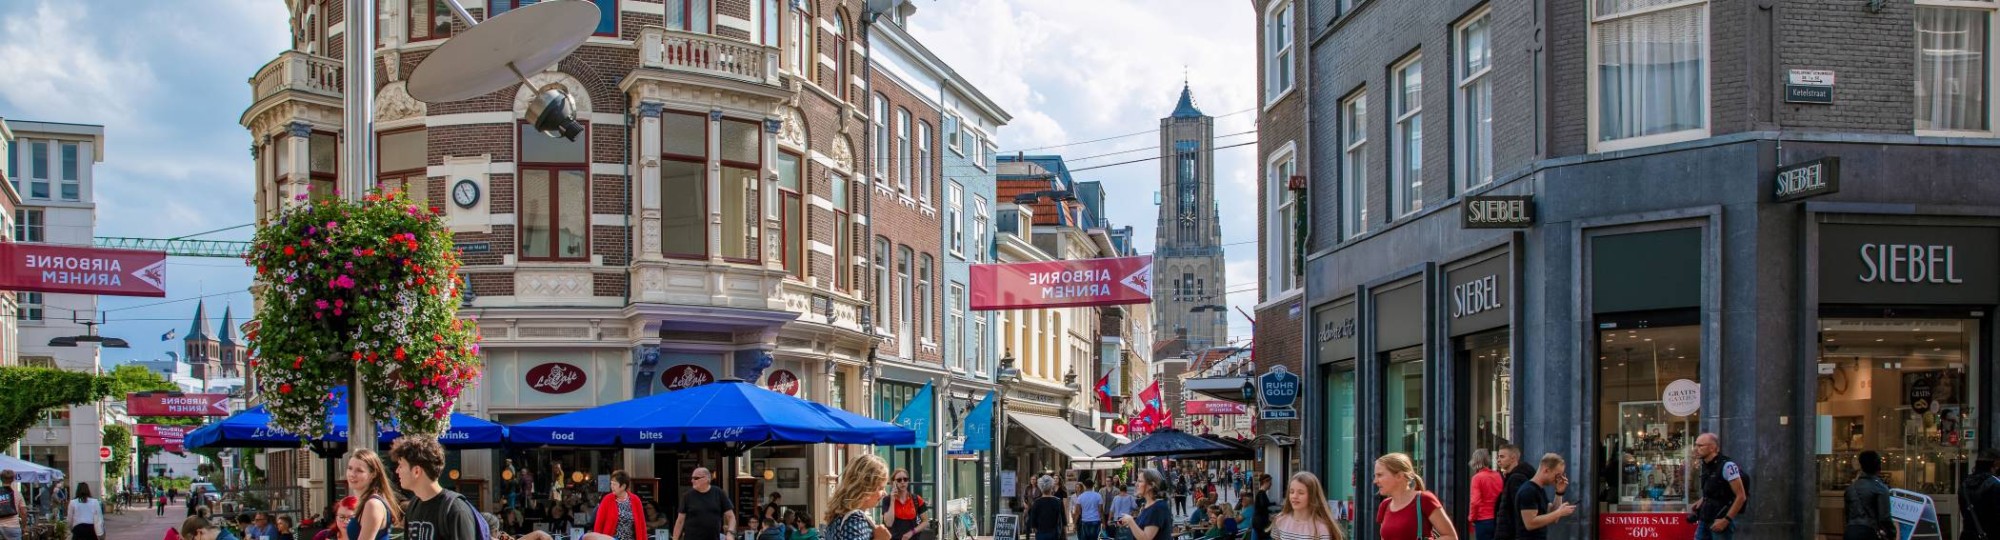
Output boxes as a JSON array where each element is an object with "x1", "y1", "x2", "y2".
[
  {"x1": 970, "y1": 255, "x2": 1152, "y2": 310},
  {"x1": 1774, "y1": 157, "x2": 1840, "y2": 202},
  {"x1": 1462, "y1": 196, "x2": 1535, "y2": 229},
  {"x1": 0, "y1": 243, "x2": 168, "y2": 297}
]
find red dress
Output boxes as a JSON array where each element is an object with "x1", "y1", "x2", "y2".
[{"x1": 1376, "y1": 491, "x2": 1442, "y2": 540}]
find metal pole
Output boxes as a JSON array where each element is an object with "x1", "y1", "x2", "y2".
[{"x1": 343, "y1": 0, "x2": 377, "y2": 454}]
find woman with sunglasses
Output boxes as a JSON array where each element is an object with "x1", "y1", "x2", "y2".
[
  {"x1": 884, "y1": 469, "x2": 930, "y2": 540},
  {"x1": 315, "y1": 496, "x2": 356, "y2": 540}
]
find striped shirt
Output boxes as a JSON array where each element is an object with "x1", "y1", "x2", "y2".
[{"x1": 1270, "y1": 515, "x2": 1334, "y2": 540}]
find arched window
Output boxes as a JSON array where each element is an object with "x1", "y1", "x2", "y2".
[
  {"x1": 832, "y1": 11, "x2": 849, "y2": 101},
  {"x1": 791, "y1": 0, "x2": 815, "y2": 79}
]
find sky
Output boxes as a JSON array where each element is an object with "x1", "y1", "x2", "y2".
[{"x1": 0, "y1": 0, "x2": 1261, "y2": 369}]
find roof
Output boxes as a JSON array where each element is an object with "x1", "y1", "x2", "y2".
[
  {"x1": 1170, "y1": 83, "x2": 1205, "y2": 119},
  {"x1": 217, "y1": 305, "x2": 237, "y2": 346},
  {"x1": 186, "y1": 300, "x2": 214, "y2": 342}
]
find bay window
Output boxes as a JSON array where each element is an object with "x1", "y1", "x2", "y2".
[
  {"x1": 378, "y1": 128, "x2": 429, "y2": 209},
  {"x1": 518, "y1": 123, "x2": 588, "y2": 261},
  {"x1": 778, "y1": 152, "x2": 804, "y2": 278},
  {"x1": 719, "y1": 119, "x2": 763, "y2": 263},
  {"x1": 1917, "y1": 2, "x2": 1993, "y2": 133},
  {"x1": 1591, "y1": 0, "x2": 1708, "y2": 149},
  {"x1": 661, "y1": 111, "x2": 709, "y2": 258},
  {"x1": 1392, "y1": 55, "x2": 1423, "y2": 218},
  {"x1": 1456, "y1": 8, "x2": 1493, "y2": 191}
]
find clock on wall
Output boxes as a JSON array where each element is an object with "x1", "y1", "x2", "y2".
[{"x1": 452, "y1": 179, "x2": 481, "y2": 209}]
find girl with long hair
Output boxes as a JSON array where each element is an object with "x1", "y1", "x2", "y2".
[
  {"x1": 885, "y1": 468, "x2": 930, "y2": 540},
  {"x1": 593, "y1": 470, "x2": 647, "y2": 540},
  {"x1": 68, "y1": 482, "x2": 101, "y2": 540},
  {"x1": 824, "y1": 455, "x2": 891, "y2": 540},
  {"x1": 344, "y1": 449, "x2": 403, "y2": 540},
  {"x1": 1374, "y1": 454, "x2": 1456, "y2": 540},
  {"x1": 1114, "y1": 469, "x2": 1175, "y2": 540},
  {"x1": 1271, "y1": 473, "x2": 1344, "y2": 540}
]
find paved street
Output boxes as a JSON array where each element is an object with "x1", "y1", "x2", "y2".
[{"x1": 106, "y1": 503, "x2": 182, "y2": 540}]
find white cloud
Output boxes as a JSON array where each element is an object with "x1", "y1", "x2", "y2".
[{"x1": 0, "y1": 2, "x2": 159, "y2": 123}]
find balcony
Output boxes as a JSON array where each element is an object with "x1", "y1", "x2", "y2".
[
  {"x1": 637, "y1": 27, "x2": 781, "y2": 87},
  {"x1": 250, "y1": 50, "x2": 344, "y2": 103}
]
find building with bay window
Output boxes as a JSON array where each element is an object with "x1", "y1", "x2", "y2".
[
  {"x1": 242, "y1": 0, "x2": 977, "y2": 524},
  {"x1": 1297, "y1": 1, "x2": 2000, "y2": 539}
]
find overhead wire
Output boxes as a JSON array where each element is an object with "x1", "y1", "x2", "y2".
[{"x1": 998, "y1": 107, "x2": 1257, "y2": 153}]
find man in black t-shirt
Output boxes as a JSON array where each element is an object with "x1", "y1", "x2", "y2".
[
  {"x1": 676, "y1": 467, "x2": 736, "y2": 540},
  {"x1": 1514, "y1": 453, "x2": 1575, "y2": 540},
  {"x1": 392, "y1": 436, "x2": 481, "y2": 540}
]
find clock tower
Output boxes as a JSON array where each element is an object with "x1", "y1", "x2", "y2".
[{"x1": 1154, "y1": 83, "x2": 1229, "y2": 351}]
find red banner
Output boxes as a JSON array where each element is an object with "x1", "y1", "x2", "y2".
[
  {"x1": 0, "y1": 243, "x2": 167, "y2": 297},
  {"x1": 1185, "y1": 401, "x2": 1248, "y2": 415},
  {"x1": 126, "y1": 393, "x2": 230, "y2": 417},
  {"x1": 1598, "y1": 513, "x2": 1698, "y2": 540},
  {"x1": 970, "y1": 255, "x2": 1152, "y2": 310},
  {"x1": 135, "y1": 425, "x2": 195, "y2": 439},
  {"x1": 140, "y1": 435, "x2": 183, "y2": 446}
]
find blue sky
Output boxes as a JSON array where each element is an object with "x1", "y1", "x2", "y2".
[{"x1": 0, "y1": 0, "x2": 1261, "y2": 367}]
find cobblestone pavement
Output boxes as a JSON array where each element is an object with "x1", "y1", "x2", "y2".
[{"x1": 106, "y1": 502, "x2": 185, "y2": 540}]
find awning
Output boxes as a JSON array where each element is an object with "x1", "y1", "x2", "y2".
[
  {"x1": 1007, "y1": 412, "x2": 1121, "y2": 470},
  {"x1": 1083, "y1": 428, "x2": 1128, "y2": 449}
]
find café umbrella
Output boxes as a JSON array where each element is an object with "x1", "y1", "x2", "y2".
[
  {"x1": 508, "y1": 379, "x2": 915, "y2": 449},
  {"x1": 1099, "y1": 428, "x2": 1243, "y2": 459},
  {"x1": 184, "y1": 387, "x2": 508, "y2": 450},
  {"x1": 0, "y1": 453, "x2": 63, "y2": 483}
]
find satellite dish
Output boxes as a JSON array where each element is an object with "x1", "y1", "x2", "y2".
[{"x1": 406, "y1": 0, "x2": 601, "y2": 103}]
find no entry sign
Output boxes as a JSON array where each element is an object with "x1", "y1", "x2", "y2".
[{"x1": 0, "y1": 243, "x2": 167, "y2": 297}]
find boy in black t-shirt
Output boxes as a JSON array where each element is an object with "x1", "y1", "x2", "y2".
[
  {"x1": 392, "y1": 436, "x2": 481, "y2": 540},
  {"x1": 1513, "y1": 453, "x2": 1576, "y2": 540}
]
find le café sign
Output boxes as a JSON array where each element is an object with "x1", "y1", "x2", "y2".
[
  {"x1": 661, "y1": 364, "x2": 715, "y2": 391},
  {"x1": 766, "y1": 369, "x2": 801, "y2": 396},
  {"x1": 526, "y1": 362, "x2": 587, "y2": 394}
]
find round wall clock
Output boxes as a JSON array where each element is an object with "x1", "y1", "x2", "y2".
[{"x1": 452, "y1": 179, "x2": 481, "y2": 208}]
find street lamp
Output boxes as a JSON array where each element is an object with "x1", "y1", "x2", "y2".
[
  {"x1": 991, "y1": 351, "x2": 1020, "y2": 526},
  {"x1": 48, "y1": 318, "x2": 130, "y2": 348}
]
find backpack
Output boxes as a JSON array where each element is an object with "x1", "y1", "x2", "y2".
[
  {"x1": 0, "y1": 486, "x2": 15, "y2": 518},
  {"x1": 450, "y1": 491, "x2": 493, "y2": 540}
]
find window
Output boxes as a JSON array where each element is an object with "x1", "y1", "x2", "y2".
[
  {"x1": 300, "y1": 1, "x2": 327, "y2": 52},
  {"x1": 969, "y1": 133, "x2": 988, "y2": 171},
  {"x1": 832, "y1": 12, "x2": 849, "y2": 101},
  {"x1": 971, "y1": 313, "x2": 988, "y2": 375},
  {"x1": 897, "y1": 108, "x2": 912, "y2": 193},
  {"x1": 309, "y1": 132, "x2": 338, "y2": 201},
  {"x1": 58, "y1": 142, "x2": 78, "y2": 201},
  {"x1": 1265, "y1": 1, "x2": 1295, "y2": 102},
  {"x1": 790, "y1": 0, "x2": 813, "y2": 77},
  {"x1": 834, "y1": 172, "x2": 852, "y2": 291},
  {"x1": 719, "y1": 119, "x2": 763, "y2": 263},
  {"x1": 1266, "y1": 147, "x2": 1298, "y2": 292},
  {"x1": 5, "y1": 139, "x2": 15, "y2": 187},
  {"x1": 410, "y1": 0, "x2": 454, "y2": 42},
  {"x1": 1591, "y1": 0, "x2": 1708, "y2": 149},
  {"x1": 492, "y1": 0, "x2": 616, "y2": 35},
  {"x1": 1463, "y1": 329, "x2": 1512, "y2": 457},
  {"x1": 916, "y1": 121, "x2": 932, "y2": 201},
  {"x1": 873, "y1": 95, "x2": 890, "y2": 180},
  {"x1": 518, "y1": 123, "x2": 588, "y2": 261},
  {"x1": 874, "y1": 236, "x2": 891, "y2": 327},
  {"x1": 1384, "y1": 346, "x2": 1424, "y2": 471},
  {"x1": 1340, "y1": 92, "x2": 1368, "y2": 238},
  {"x1": 755, "y1": 0, "x2": 780, "y2": 46},
  {"x1": 898, "y1": 246, "x2": 913, "y2": 340},
  {"x1": 970, "y1": 197, "x2": 989, "y2": 263},
  {"x1": 378, "y1": 128, "x2": 429, "y2": 209},
  {"x1": 947, "y1": 284, "x2": 965, "y2": 370},
  {"x1": 1813, "y1": 318, "x2": 1979, "y2": 537},
  {"x1": 1456, "y1": 9, "x2": 1494, "y2": 192},
  {"x1": 1392, "y1": 56, "x2": 1423, "y2": 217},
  {"x1": 657, "y1": 0, "x2": 711, "y2": 33},
  {"x1": 946, "y1": 182, "x2": 964, "y2": 256},
  {"x1": 778, "y1": 152, "x2": 804, "y2": 278},
  {"x1": 1917, "y1": 3, "x2": 1994, "y2": 133},
  {"x1": 16, "y1": 292, "x2": 40, "y2": 322},
  {"x1": 14, "y1": 209, "x2": 42, "y2": 243},
  {"x1": 1322, "y1": 364, "x2": 1357, "y2": 537},
  {"x1": 945, "y1": 114, "x2": 963, "y2": 154},
  {"x1": 918, "y1": 254, "x2": 933, "y2": 341},
  {"x1": 27, "y1": 141, "x2": 48, "y2": 199},
  {"x1": 1595, "y1": 323, "x2": 1700, "y2": 516},
  {"x1": 661, "y1": 112, "x2": 709, "y2": 258}
]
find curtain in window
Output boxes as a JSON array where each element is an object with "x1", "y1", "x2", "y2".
[
  {"x1": 1595, "y1": 3, "x2": 1705, "y2": 141},
  {"x1": 1918, "y1": 7, "x2": 1989, "y2": 132}
]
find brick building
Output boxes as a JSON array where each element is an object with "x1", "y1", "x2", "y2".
[
  {"x1": 1296, "y1": 0, "x2": 2000, "y2": 538},
  {"x1": 242, "y1": 0, "x2": 961, "y2": 522},
  {"x1": 1251, "y1": 0, "x2": 1309, "y2": 489}
]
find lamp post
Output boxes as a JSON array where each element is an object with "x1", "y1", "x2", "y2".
[{"x1": 990, "y1": 351, "x2": 1020, "y2": 530}]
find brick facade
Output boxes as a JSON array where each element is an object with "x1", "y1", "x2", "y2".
[
  {"x1": 867, "y1": 66, "x2": 945, "y2": 366},
  {"x1": 1253, "y1": 0, "x2": 1312, "y2": 455}
]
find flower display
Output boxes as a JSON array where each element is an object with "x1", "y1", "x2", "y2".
[{"x1": 247, "y1": 189, "x2": 481, "y2": 437}]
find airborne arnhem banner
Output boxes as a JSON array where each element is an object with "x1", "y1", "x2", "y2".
[{"x1": 969, "y1": 255, "x2": 1152, "y2": 310}]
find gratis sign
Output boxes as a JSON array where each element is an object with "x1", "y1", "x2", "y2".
[
  {"x1": 1258, "y1": 365, "x2": 1300, "y2": 420},
  {"x1": 969, "y1": 255, "x2": 1152, "y2": 310}
]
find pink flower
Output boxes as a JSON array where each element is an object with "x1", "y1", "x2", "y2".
[
  {"x1": 315, "y1": 300, "x2": 330, "y2": 310},
  {"x1": 330, "y1": 275, "x2": 356, "y2": 289}
]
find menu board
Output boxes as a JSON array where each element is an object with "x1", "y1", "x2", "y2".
[
  {"x1": 992, "y1": 513, "x2": 1019, "y2": 540},
  {"x1": 630, "y1": 478, "x2": 662, "y2": 507},
  {"x1": 735, "y1": 478, "x2": 761, "y2": 526}
]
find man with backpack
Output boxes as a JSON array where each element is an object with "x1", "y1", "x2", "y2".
[
  {"x1": 0, "y1": 470, "x2": 24, "y2": 540},
  {"x1": 1958, "y1": 449, "x2": 2000, "y2": 540},
  {"x1": 392, "y1": 436, "x2": 485, "y2": 540},
  {"x1": 1691, "y1": 433, "x2": 1746, "y2": 540}
]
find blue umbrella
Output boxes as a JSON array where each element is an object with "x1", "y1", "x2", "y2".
[
  {"x1": 184, "y1": 388, "x2": 507, "y2": 450},
  {"x1": 510, "y1": 379, "x2": 915, "y2": 448}
]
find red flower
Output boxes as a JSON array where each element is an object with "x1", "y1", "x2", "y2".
[
  {"x1": 394, "y1": 347, "x2": 407, "y2": 361},
  {"x1": 283, "y1": 246, "x2": 296, "y2": 256},
  {"x1": 280, "y1": 383, "x2": 293, "y2": 394},
  {"x1": 352, "y1": 351, "x2": 362, "y2": 361}
]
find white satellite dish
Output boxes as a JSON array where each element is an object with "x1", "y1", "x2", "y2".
[{"x1": 406, "y1": 0, "x2": 601, "y2": 104}]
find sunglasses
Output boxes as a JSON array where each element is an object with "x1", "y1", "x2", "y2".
[{"x1": 895, "y1": 478, "x2": 910, "y2": 483}]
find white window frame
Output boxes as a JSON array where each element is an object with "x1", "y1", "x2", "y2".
[
  {"x1": 26, "y1": 140, "x2": 49, "y2": 200},
  {"x1": 946, "y1": 182, "x2": 964, "y2": 257},
  {"x1": 15, "y1": 208, "x2": 43, "y2": 243},
  {"x1": 1265, "y1": 142, "x2": 1300, "y2": 294},
  {"x1": 1915, "y1": 0, "x2": 1999, "y2": 137},
  {"x1": 971, "y1": 197, "x2": 990, "y2": 262},
  {"x1": 17, "y1": 291, "x2": 41, "y2": 322},
  {"x1": 896, "y1": 108, "x2": 911, "y2": 194},
  {"x1": 58, "y1": 141, "x2": 81, "y2": 202},
  {"x1": 873, "y1": 95, "x2": 890, "y2": 181},
  {"x1": 1391, "y1": 54, "x2": 1423, "y2": 218},
  {"x1": 1264, "y1": 0, "x2": 1296, "y2": 104},
  {"x1": 1455, "y1": 7, "x2": 1494, "y2": 193},
  {"x1": 1340, "y1": 91, "x2": 1368, "y2": 239},
  {"x1": 1587, "y1": 0, "x2": 1711, "y2": 152},
  {"x1": 947, "y1": 283, "x2": 965, "y2": 371},
  {"x1": 917, "y1": 121, "x2": 932, "y2": 201},
  {"x1": 946, "y1": 113, "x2": 964, "y2": 155},
  {"x1": 970, "y1": 133, "x2": 990, "y2": 171},
  {"x1": 971, "y1": 313, "x2": 988, "y2": 377}
]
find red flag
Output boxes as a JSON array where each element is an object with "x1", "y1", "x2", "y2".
[
  {"x1": 1138, "y1": 381, "x2": 1165, "y2": 430},
  {"x1": 1096, "y1": 372, "x2": 1115, "y2": 413}
]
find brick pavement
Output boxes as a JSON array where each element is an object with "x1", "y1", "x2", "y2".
[{"x1": 105, "y1": 502, "x2": 185, "y2": 540}]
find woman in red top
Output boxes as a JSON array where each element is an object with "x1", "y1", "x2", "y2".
[
  {"x1": 1374, "y1": 453, "x2": 1457, "y2": 540},
  {"x1": 592, "y1": 470, "x2": 647, "y2": 540},
  {"x1": 884, "y1": 469, "x2": 929, "y2": 540},
  {"x1": 1467, "y1": 450, "x2": 1502, "y2": 540}
]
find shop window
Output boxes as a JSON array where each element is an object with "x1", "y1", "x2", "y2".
[
  {"x1": 1383, "y1": 346, "x2": 1425, "y2": 471},
  {"x1": 1815, "y1": 317, "x2": 1980, "y2": 538},
  {"x1": 777, "y1": 152, "x2": 804, "y2": 278},
  {"x1": 718, "y1": 119, "x2": 762, "y2": 263},
  {"x1": 1462, "y1": 328, "x2": 1513, "y2": 454},
  {"x1": 310, "y1": 132, "x2": 338, "y2": 201},
  {"x1": 378, "y1": 128, "x2": 429, "y2": 209},
  {"x1": 661, "y1": 111, "x2": 709, "y2": 258},
  {"x1": 519, "y1": 123, "x2": 588, "y2": 261},
  {"x1": 1323, "y1": 364, "x2": 1357, "y2": 535},
  {"x1": 875, "y1": 380, "x2": 934, "y2": 498},
  {"x1": 1595, "y1": 321, "x2": 1700, "y2": 516}
]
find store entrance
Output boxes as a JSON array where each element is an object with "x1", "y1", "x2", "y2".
[{"x1": 1814, "y1": 314, "x2": 1984, "y2": 539}]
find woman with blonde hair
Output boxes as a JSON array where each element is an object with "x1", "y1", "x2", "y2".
[
  {"x1": 1373, "y1": 454, "x2": 1455, "y2": 540},
  {"x1": 343, "y1": 449, "x2": 403, "y2": 540},
  {"x1": 824, "y1": 455, "x2": 892, "y2": 540},
  {"x1": 1270, "y1": 472, "x2": 1344, "y2": 540}
]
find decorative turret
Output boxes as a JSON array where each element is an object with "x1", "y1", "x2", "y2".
[{"x1": 1170, "y1": 83, "x2": 1205, "y2": 119}]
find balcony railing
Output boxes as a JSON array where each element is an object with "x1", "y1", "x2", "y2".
[
  {"x1": 251, "y1": 50, "x2": 344, "y2": 102},
  {"x1": 639, "y1": 27, "x2": 781, "y2": 86}
]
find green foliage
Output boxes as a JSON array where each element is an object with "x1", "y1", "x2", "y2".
[
  {"x1": 0, "y1": 367, "x2": 119, "y2": 449},
  {"x1": 249, "y1": 190, "x2": 482, "y2": 437},
  {"x1": 104, "y1": 424, "x2": 134, "y2": 477},
  {"x1": 109, "y1": 364, "x2": 178, "y2": 394}
]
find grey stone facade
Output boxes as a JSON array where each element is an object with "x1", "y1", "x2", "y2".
[{"x1": 1302, "y1": 2, "x2": 2000, "y2": 539}]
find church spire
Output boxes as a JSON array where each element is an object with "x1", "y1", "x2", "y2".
[
  {"x1": 217, "y1": 305, "x2": 236, "y2": 346},
  {"x1": 186, "y1": 299, "x2": 214, "y2": 342},
  {"x1": 1170, "y1": 81, "x2": 1205, "y2": 119}
]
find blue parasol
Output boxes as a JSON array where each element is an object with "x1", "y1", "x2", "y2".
[
  {"x1": 509, "y1": 379, "x2": 914, "y2": 448},
  {"x1": 184, "y1": 387, "x2": 506, "y2": 450}
]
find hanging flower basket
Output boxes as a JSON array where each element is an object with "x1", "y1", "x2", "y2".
[{"x1": 247, "y1": 190, "x2": 481, "y2": 437}]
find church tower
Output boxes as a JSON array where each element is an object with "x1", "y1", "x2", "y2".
[
  {"x1": 183, "y1": 300, "x2": 220, "y2": 383},
  {"x1": 1154, "y1": 83, "x2": 1229, "y2": 351}
]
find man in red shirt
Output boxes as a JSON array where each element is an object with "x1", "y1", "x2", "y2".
[{"x1": 1469, "y1": 449, "x2": 1503, "y2": 540}]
